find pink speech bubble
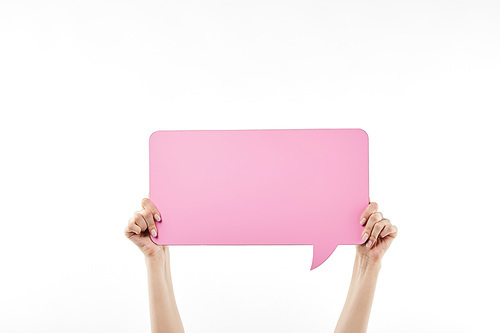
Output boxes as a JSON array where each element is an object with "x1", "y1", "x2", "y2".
[{"x1": 149, "y1": 129, "x2": 369, "y2": 270}]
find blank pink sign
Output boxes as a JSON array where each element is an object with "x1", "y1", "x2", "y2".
[{"x1": 149, "y1": 129, "x2": 369, "y2": 270}]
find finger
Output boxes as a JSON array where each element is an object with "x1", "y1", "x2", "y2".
[
  {"x1": 139, "y1": 209, "x2": 157, "y2": 238},
  {"x1": 361, "y1": 211, "x2": 383, "y2": 243},
  {"x1": 360, "y1": 202, "x2": 378, "y2": 226},
  {"x1": 133, "y1": 211, "x2": 148, "y2": 232},
  {"x1": 142, "y1": 198, "x2": 161, "y2": 222},
  {"x1": 366, "y1": 219, "x2": 390, "y2": 248},
  {"x1": 380, "y1": 224, "x2": 398, "y2": 238},
  {"x1": 125, "y1": 219, "x2": 141, "y2": 235}
]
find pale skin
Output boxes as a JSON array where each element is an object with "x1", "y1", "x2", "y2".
[{"x1": 125, "y1": 198, "x2": 397, "y2": 333}]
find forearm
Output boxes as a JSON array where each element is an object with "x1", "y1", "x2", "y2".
[
  {"x1": 334, "y1": 254, "x2": 381, "y2": 333},
  {"x1": 145, "y1": 247, "x2": 185, "y2": 333}
]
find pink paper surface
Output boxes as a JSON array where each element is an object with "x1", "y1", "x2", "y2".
[{"x1": 149, "y1": 129, "x2": 369, "y2": 269}]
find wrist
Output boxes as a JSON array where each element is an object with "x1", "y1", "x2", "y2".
[
  {"x1": 355, "y1": 253, "x2": 382, "y2": 273},
  {"x1": 145, "y1": 247, "x2": 166, "y2": 264}
]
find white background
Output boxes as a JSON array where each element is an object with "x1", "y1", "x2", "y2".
[{"x1": 1, "y1": 0, "x2": 499, "y2": 332}]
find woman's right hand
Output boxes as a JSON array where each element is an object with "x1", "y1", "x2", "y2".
[{"x1": 124, "y1": 198, "x2": 164, "y2": 258}]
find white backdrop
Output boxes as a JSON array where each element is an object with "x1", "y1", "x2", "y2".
[{"x1": 1, "y1": 0, "x2": 499, "y2": 332}]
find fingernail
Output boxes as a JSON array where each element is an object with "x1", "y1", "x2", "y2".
[
  {"x1": 154, "y1": 214, "x2": 161, "y2": 222},
  {"x1": 362, "y1": 233, "x2": 369, "y2": 243},
  {"x1": 151, "y1": 229, "x2": 157, "y2": 237},
  {"x1": 366, "y1": 240, "x2": 373, "y2": 248},
  {"x1": 360, "y1": 218, "x2": 366, "y2": 225}
]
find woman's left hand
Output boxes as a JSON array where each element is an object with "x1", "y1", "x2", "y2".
[{"x1": 356, "y1": 201, "x2": 398, "y2": 264}]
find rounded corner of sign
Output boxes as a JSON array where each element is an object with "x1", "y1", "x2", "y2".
[
  {"x1": 149, "y1": 233, "x2": 162, "y2": 245},
  {"x1": 149, "y1": 130, "x2": 162, "y2": 144},
  {"x1": 356, "y1": 128, "x2": 369, "y2": 141}
]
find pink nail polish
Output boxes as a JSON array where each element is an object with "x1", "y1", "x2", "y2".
[
  {"x1": 154, "y1": 214, "x2": 161, "y2": 222},
  {"x1": 362, "y1": 233, "x2": 369, "y2": 243},
  {"x1": 151, "y1": 229, "x2": 157, "y2": 237},
  {"x1": 366, "y1": 240, "x2": 373, "y2": 248},
  {"x1": 360, "y1": 218, "x2": 366, "y2": 225}
]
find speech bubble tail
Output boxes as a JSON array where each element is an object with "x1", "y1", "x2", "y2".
[{"x1": 311, "y1": 243, "x2": 338, "y2": 270}]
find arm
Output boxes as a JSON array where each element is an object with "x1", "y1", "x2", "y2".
[
  {"x1": 334, "y1": 253, "x2": 381, "y2": 332},
  {"x1": 146, "y1": 247, "x2": 185, "y2": 333},
  {"x1": 334, "y1": 201, "x2": 398, "y2": 333},
  {"x1": 125, "y1": 198, "x2": 185, "y2": 333}
]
